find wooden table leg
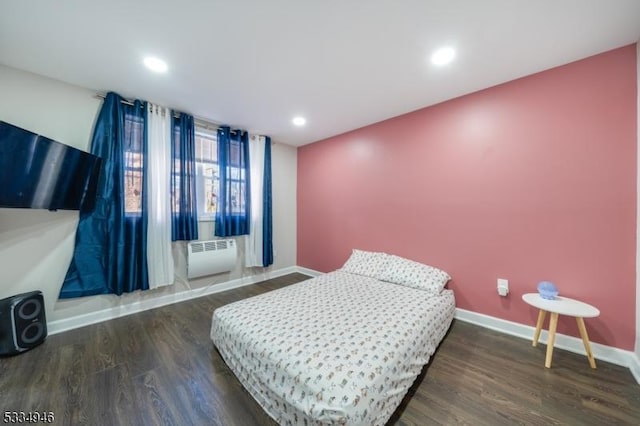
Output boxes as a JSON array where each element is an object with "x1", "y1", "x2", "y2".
[
  {"x1": 545, "y1": 312, "x2": 559, "y2": 368},
  {"x1": 576, "y1": 317, "x2": 597, "y2": 369},
  {"x1": 532, "y1": 310, "x2": 547, "y2": 347}
]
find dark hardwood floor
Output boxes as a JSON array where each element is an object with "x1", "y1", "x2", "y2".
[{"x1": 1, "y1": 273, "x2": 639, "y2": 425}]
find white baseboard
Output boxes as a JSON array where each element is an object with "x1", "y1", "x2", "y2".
[
  {"x1": 48, "y1": 266, "x2": 300, "y2": 336},
  {"x1": 296, "y1": 266, "x2": 322, "y2": 277},
  {"x1": 298, "y1": 267, "x2": 640, "y2": 384},
  {"x1": 630, "y1": 353, "x2": 640, "y2": 384},
  {"x1": 46, "y1": 265, "x2": 640, "y2": 385},
  {"x1": 455, "y1": 308, "x2": 639, "y2": 383}
]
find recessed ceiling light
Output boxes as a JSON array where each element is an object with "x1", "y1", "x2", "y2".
[
  {"x1": 292, "y1": 116, "x2": 306, "y2": 126},
  {"x1": 430, "y1": 47, "x2": 455, "y2": 66},
  {"x1": 143, "y1": 56, "x2": 168, "y2": 73}
]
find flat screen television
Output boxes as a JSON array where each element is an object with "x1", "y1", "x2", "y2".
[{"x1": 0, "y1": 121, "x2": 102, "y2": 211}]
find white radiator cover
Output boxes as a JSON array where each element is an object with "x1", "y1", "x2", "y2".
[{"x1": 187, "y1": 239, "x2": 237, "y2": 279}]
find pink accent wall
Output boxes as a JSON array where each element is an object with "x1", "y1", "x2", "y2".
[{"x1": 297, "y1": 45, "x2": 637, "y2": 350}]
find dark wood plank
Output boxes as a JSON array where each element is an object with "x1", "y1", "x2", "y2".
[{"x1": 1, "y1": 273, "x2": 638, "y2": 425}]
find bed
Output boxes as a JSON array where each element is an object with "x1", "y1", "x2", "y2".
[{"x1": 210, "y1": 252, "x2": 455, "y2": 425}]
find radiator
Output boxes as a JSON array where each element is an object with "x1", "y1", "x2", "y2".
[{"x1": 187, "y1": 239, "x2": 237, "y2": 279}]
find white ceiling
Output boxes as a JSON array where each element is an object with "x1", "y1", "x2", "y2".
[{"x1": 1, "y1": 1, "x2": 639, "y2": 147}]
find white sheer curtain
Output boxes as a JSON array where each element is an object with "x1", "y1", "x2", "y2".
[
  {"x1": 146, "y1": 103, "x2": 174, "y2": 288},
  {"x1": 245, "y1": 134, "x2": 266, "y2": 267}
]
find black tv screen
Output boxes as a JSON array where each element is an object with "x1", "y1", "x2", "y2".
[{"x1": 0, "y1": 121, "x2": 102, "y2": 211}]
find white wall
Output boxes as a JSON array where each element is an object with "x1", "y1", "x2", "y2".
[
  {"x1": 0, "y1": 64, "x2": 297, "y2": 325},
  {"x1": 272, "y1": 141, "x2": 298, "y2": 266}
]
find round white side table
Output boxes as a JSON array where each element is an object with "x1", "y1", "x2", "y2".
[{"x1": 522, "y1": 293, "x2": 600, "y2": 369}]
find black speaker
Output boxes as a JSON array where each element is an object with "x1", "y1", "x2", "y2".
[{"x1": 0, "y1": 291, "x2": 47, "y2": 356}]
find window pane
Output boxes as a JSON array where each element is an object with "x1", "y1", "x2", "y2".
[
  {"x1": 124, "y1": 114, "x2": 144, "y2": 153},
  {"x1": 195, "y1": 133, "x2": 217, "y2": 163},
  {"x1": 194, "y1": 127, "x2": 219, "y2": 220},
  {"x1": 124, "y1": 114, "x2": 144, "y2": 215},
  {"x1": 203, "y1": 165, "x2": 216, "y2": 178},
  {"x1": 172, "y1": 175, "x2": 180, "y2": 212},
  {"x1": 230, "y1": 166, "x2": 240, "y2": 180},
  {"x1": 124, "y1": 166, "x2": 142, "y2": 214},
  {"x1": 204, "y1": 176, "x2": 219, "y2": 215},
  {"x1": 174, "y1": 126, "x2": 181, "y2": 158},
  {"x1": 230, "y1": 140, "x2": 241, "y2": 166},
  {"x1": 229, "y1": 181, "x2": 246, "y2": 214}
]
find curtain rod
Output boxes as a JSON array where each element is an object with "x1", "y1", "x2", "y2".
[
  {"x1": 94, "y1": 93, "x2": 234, "y2": 134},
  {"x1": 95, "y1": 93, "x2": 183, "y2": 119},
  {"x1": 94, "y1": 93, "x2": 275, "y2": 143}
]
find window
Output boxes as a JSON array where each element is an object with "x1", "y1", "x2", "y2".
[
  {"x1": 124, "y1": 120, "x2": 247, "y2": 223},
  {"x1": 124, "y1": 113, "x2": 145, "y2": 215},
  {"x1": 194, "y1": 127, "x2": 219, "y2": 220}
]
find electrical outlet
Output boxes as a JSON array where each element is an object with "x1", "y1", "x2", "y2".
[{"x1": 497, "y1": 278, "x2": 509, "y2": 296}]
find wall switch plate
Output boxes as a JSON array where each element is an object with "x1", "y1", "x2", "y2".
[{"x1": 497, "y1": 278, "x2": 509, "y2": 296}]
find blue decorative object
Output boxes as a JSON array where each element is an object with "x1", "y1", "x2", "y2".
[{"x1": 537, "y1": 281, "x2": 558, "y2": 300}]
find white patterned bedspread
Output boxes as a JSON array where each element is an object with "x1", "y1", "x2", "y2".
[{"x1": 210, "y1": 271, "x2": 455, "y2": 425}]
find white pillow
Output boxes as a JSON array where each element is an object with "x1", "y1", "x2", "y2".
[
  {"x1": 340, "y1": 249, "x2": 389, "y2": 280},
  {"x1": 379, "y1": 255, "x2": 451, "y2": 293}
]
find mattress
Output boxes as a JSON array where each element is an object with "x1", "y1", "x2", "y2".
[{"x1": 210, "y1": 270, "x2": 455, "y2": 425}]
